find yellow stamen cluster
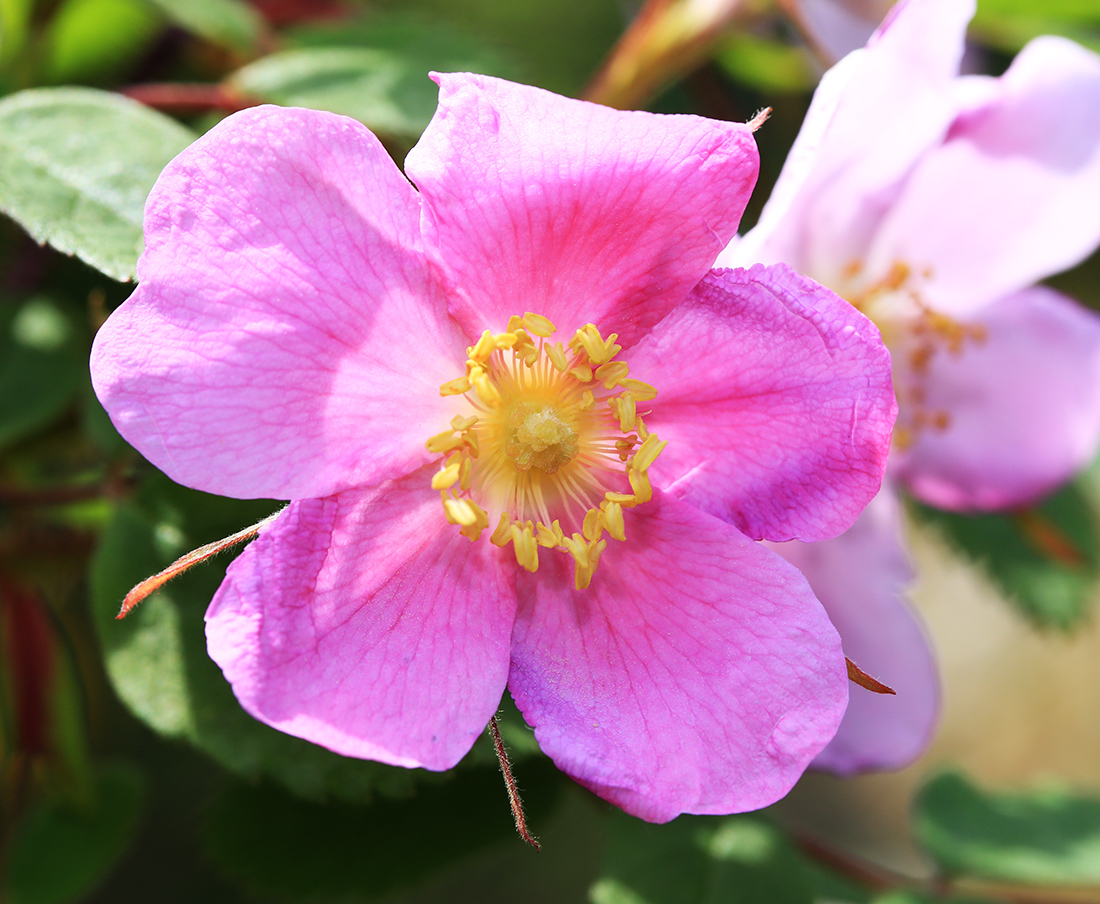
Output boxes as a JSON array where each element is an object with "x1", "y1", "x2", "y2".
[
  {"x1": 844, "y1": 260, "x2": 987, "y2": 451},
  {"x1": 426, "y1": 312, "x2": 666, "y2": 589}
]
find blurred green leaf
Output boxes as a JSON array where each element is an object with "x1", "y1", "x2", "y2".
[
  {"x1": 0, "y1": 297, "x2": 84, "y2": 448},
  {"x1": 590, "y1": 811, "x2": 830, "y2": 904},
  {"x1": 914, "y1": 771, "x2": 1100, "y2": 885},
  {"x1": 3, "y1": 762, "x2": 146, "y2": 904},
  {"x1": 146, "y1": 0, "x2": 261, "y2": 52},
  {"x1": 90, "y1": 472, "x2": 428, "y2": 802},
  {"x1": 0, "y1": 88, "x2": 194, "y2": 281},
  {"x1": 202, "y1": 763, "x2": 560, "y2": 900},
  {"x1": 715, "y1": 34, "x2": 817, "y2": 94},
  {"x1": 0, "y1": 0, "x2": 33, "y2": 66},
  {"x1": 44, "y1": 0, "x2": 162, "y2": 84},
  {"x1": 908, "y1": 478, "x2": 1100, "y2": 630}
]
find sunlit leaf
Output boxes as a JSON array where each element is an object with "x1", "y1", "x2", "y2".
[
  {"x1": 715, "y1": 33, "x2": 817, "y2": 93},
  {"x1": 3, "y1": 763, "x2": 146, "y2": 904},
  {"x1": 0, "y1": 88, "x2": 194, "y2": 281},
  {"x1": 43, "y1": 0, "x2": 162, "y2": 84},
  {"x1": 908, "y1": 478, "x2": 1100, "y2": 630},
  {"x1": 914, "y1": 772, "x2": 1100, "y2": 885}
]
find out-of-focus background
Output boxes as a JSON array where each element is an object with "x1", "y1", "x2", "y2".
[{"x1": 4, "y1": 0, "x2": 1100, "y2": 901}]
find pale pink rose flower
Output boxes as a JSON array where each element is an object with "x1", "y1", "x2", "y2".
[
  {"x1": 92, "y1": 74, "x2": 897, "y2": 821},
  {"x1": 720, "y1": 0, "x2": 1100, "y2": 773}
]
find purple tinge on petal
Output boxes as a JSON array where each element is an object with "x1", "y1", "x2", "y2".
[
  {"x1": 507, "y1": 491, "x2": 848, "y2": 823},
  {"x1": 205, "y1": 467, "x2": 515, "y2": 771},
  {"x1": 894, "y1": 286, "x2": 1100, "y2": 511},
  {"x1": 866, "y1": 36, "x2": 1100, "y2": 315},
  {"x1": 632, "y1": 263, "x2": 896, "y2": 543},
  {"x1": 406, "y1": 72, "x2": 759, "y2": 347},
  {"x1": 91, "y1": 105, "x2": 468, "y2": 502},
  {"x1": 726, "y1": 0, "x2": 973, "y2": 282},
  {"x1": 769, "y1": 488, "x2": 940, "y2": 774}
]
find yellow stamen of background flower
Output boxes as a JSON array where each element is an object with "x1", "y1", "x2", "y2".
[{"x1": 426, "y1": 315, "x2": 665, "y2": 588}]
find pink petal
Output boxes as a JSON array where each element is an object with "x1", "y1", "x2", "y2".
[
  {"x1": 725, "y1": 0, "x2": 973, "y2": 282},
  {"x1": 769, "y1": 489, "x2": 939, "y2": 773},
  {"x1": 405, "y1": 73, "x2": 759, "y2": 345},
  {"x1": 205, "y1": 467, "x2": 515, "y2": 770},
  {"x1": 867, "y1": 36, "x2": 1100, "y2": 315},
  {"x1": 91, "y1": 105, "x2": 467, "y2": 501},
  {"x1": 632, "y1": 264, "x2": 895, "y2": 542},
  {"x1": 894, "y1": 286, "x2": 1100, "y2": 510},
  {"x1": 507, "y1": 491, "x2": 847, "y2": 823}
]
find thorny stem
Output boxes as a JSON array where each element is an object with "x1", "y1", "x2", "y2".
[
  {"x1": 489, "y1": 716, "x2": 540, "y2": 851},
  {"x1": 116, "y1": 509, "x2": 284, "y2": 618}
]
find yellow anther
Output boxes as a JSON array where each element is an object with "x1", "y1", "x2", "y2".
[
  {"x1": 470, "y1": 367, "x2": 501, "y2": 406},
  {"x1": 506, "y1": 315, "x2": 526, "y2": 334},
  {"x1": 451, "y1": 414, "x2": 478, "y2": 431},
  {"x1": 635, "y1": 416, "x2": 650, "y2": 440},
  {"x1": 459, "y1": 502, "x2": 489, "y2": 541},
  {"x1": 444, "y1": 498, "x2": 479, "y2": 527},
  {"x1": 569, "y1": 364, "x2": 593, "y2": 383},
  {"x1": 431, "y1": 461, "x2": 462, "y2": 490},
  {"x1": 536, "y1": 520, "x2": 565, "y2": 548},
  {"x1": 469, "y1": 330, "x2": 496, "y2": 362},
  {"x1": 609, "y1": 394, "x2": 637, "y2": 432},
  {"x1": 579, "y1": 389, "x2": 595, "y2": 411},
  {"x1": 440, "y1": 376, "x2": 471, "y2": 396},
  {"x1": 604, "y1": 490, "x2": 637, "y2": 507},
  {"x1": 618, "y1": 379, "x2": 657, "y2": 401},
  {"x1": 615, "y1": 438, "x2": 637, "y2": 461},
  {"x1": 490, "y1": 512, "x2": 513, "y2": 546},
  {"x1": 628, "y1": 467, "x2": 653, "y2": 505},
  {"x1": 595, "y1": 361, "x2": 629, "y2": 389},
  {"x1": 599, "y1": 501, "x2": 625, "y2": 541},
  {"x1": 632, "y1": 435, "x2": 667, "y2": 472},
  {"x1": 582, "y1": 508, "x2": 603, "y2": 542},
  {"x1": 522, "y1": 312, "x2": 556, "y2": 338},
  {"x1": 462, "y1": 428, "x2": 480, "y2": 457},
  {"x1": 562, "y1": 534, "x2": 606, "y2": 589},
  {"x1": 494, "y1": 331, "x2": 519, "y2": 349},
  {"x1": 545, "y1": 342, "x2": 568, "y2": 373},
  {"x1": 426, "y1": 429, "x2": 465, "y2": 454},
  {"x1": 459, "y1": 456, "x2": 473, "y2": 491},
  {"x1": 511, "y1": 522, "x2": 539, "y2": 572}
]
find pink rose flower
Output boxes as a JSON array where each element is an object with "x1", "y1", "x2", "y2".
[
  {"x1": 91, "y1": 74, "x2": 896, "y2": 822},
  {"x1": 720, "y1": 0, "x2": 1100, "y2": 773}
]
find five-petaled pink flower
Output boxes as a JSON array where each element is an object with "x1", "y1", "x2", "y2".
[
  {"x1": 719, "y1": 0, "x2": 1100, "y2": 774},
  {"x1": 91, "y1": 74, "x2": 897, "y2": 822}
]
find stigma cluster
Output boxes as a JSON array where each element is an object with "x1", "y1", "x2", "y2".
[{"x1": 425, "y1": 313, "x2": 666, "y2": 589}]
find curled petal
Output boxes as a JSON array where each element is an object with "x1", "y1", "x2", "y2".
[
  {"x1": 769, "y1": 488, "x2": 939, "y2": 773},
  {"x1": 406, "y1": 72, "x2": 759, "y2": 346},
  {"x1": 206, "y1": 467, "x2": 516, "y2": 770},
  {"x1": 508, "y1": 491, "x2": 847, "y2": 823},
  {"x1": 92, "y1": 105, "x2": 466, "y2": 501},
  {"x1": 895, "y1": 287, "x2": 1100, "y2": 510},
  {"x1": 633, "y1": 263, "x2": 895, "y2": 542}
]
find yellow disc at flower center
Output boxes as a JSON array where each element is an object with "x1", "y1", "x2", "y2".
[{"x1": 504, "y1": 403, "x2": 579, "y2": 473}]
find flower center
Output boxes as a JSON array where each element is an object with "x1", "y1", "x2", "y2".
[
  {"x1": 425, "y1": 313, "x2": 666, "y2": 589},
  {"x1": 842, "y1": 260, "x2": 986, "y2": 451}
]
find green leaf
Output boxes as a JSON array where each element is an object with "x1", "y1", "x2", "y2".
[
  {"x1": 0, "y1": 297, "x2": 84, "y2": 448},
  {"x1": 0, "y1": 88, "x2": 195, "y2": 281},
  {"x1": 908, "y1": 477, "x2": 1100, "y2": 630},
  {"x1": 590, "y1": 811, "x2": 822, "y2": 904},
  {"x1": 145, "y1": 0, "x2": 261, "y2": 52},
  {"x1": 202, "y1": 763, "x2": 561, "y2": 900},
  {"x1": 976, "y1": 0, "x2": 1100, "y2": 22},
  {"x1": 0, "y1": 0, "x2": 33, "y2": 65},
  {"x1": 914, "y1": 771, "x2": 1100, "y2": 885},
  {"x1": 3, "y1": 762, "x2": 146, "y2": 904},
  {"x1": 43, "y1": 0, "x2": 162, "y2": 84},
  {"x1": 715, "y1": 34, "x2": 817, "y2": 94},
  {"x1": 89, "y1": 472, "x2": 429, "y2": 802}
]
